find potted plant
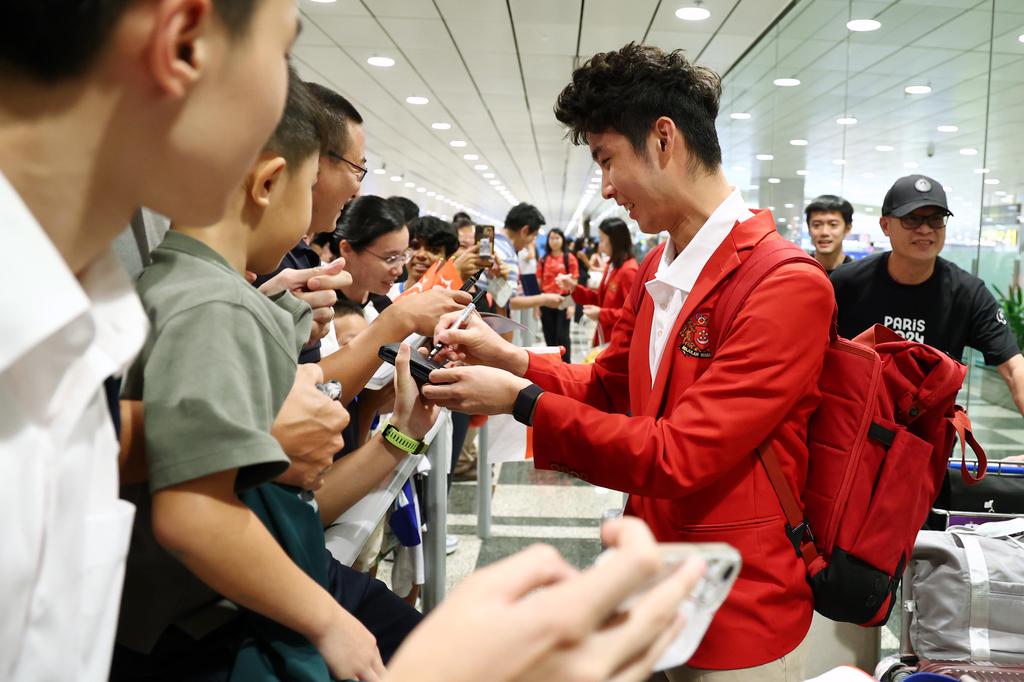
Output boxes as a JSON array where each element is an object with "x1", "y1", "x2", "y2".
[{"x1": 977, "y1": 284, "x2": 1024, "y2": 411}]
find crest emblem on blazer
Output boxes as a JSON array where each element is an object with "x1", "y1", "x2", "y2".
[{"x1": 678, "y1": 311, "x2": 713, "y2": 359}]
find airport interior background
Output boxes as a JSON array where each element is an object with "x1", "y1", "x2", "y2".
[
  {"x1": 261, "y1": 1, "x2": 1024, "y2": 674},
  {"x1": 114, "y1": 0, "x2": 1024, "y2": 677}
]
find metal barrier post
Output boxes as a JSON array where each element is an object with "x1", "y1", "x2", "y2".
[
  {"x1": 421, "y1": 412, "x2": 451, "y2": 613},
  {"x1": 476, "y1": 421, "x2": 491, "y2": 539}
]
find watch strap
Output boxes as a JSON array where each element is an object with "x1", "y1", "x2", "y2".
[
  {"x1": 513, "y1": 384, "x2": 544, "y2": 426},
  {"x1": 382, "y1": 423, "x2": 428, "y2": 454}
]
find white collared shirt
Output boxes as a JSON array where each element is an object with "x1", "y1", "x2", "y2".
[
  {"x1": 646, "y1": 188, "x2": 750, "y2": 382},
  {"x1": 0, "y1": 171, "x2": 148, "y2": 681}
]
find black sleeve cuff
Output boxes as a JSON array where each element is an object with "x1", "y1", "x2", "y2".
[{"x1": 513, "y1": 383, "x2": 544, "y2": 426}]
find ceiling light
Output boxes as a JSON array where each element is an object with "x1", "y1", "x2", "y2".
[
  {"x1": 773, "y1": 78, "x2": 801, "y2": 87},
  {"x1": 390, "y1": 175, "x2": 402, "y2": 182},
  {"x1": 974, "y1": 168, "x2": 990, "y2": 174},
  {"x1": 431, "y1": 122, "x2": 451, "y2": 130},
  {"x1": 985, "y1": 179, "x2": 1000, "y2": 185},
  {"x1": 463, "y1": 154, "x2": 479, "y2": 161},
  {"x1": 675, "y1": 6, "x2": 711, "y2": 21},
  {"x1": 482, "y1": 172, "x2": 495, "y2": 179},
  {"x1": 473, "y1": 164, "x2": 488, "y2": 170},
  {"x1": 937, "y1": 125, "x2": 959, "y2": 133},
  {"x1": 416, "y1": 187, "x2": 426, "y2": 193},
  {"x1": 768, "y1": 177, "x2": 781, "y2": 184},
  {"x1": 730, "y1": 112, "x2": 752, "y2": 120},
  {"x1": 310, "y1": 0, "x2": 337, "y2": 3},
  {"x1": 449, "y1": 140, "x2": 467, "y2": 148},
  {"x1": 836, "y1": 116, "x2": 858, "y2": 125},
  {"x1": 905, "y1": 85, "x2": 932, "y2": 95},
  {"x1": 833, "y1": 159, "x2": 846, "y2": 165},
  {"x1": 789, "y1": 139, "x2": 808, "y2": 146},
  {"x1": 784, "y1": 203, "x2": 794, "y2": 208},
  {"x1": 904, "y1": 161, "x2": 919, "y2": 169},
  {"x1": 875, "y1": 145, "x2": 894, "y2": 152},
  {"x1": 995, "y1": 190, "x2": 1007, "y2": 196},
  {"x1": 847, "y1": 19, "x2": 881, "y2": 32},
  {"x1": 404, "y1": 181, "x2": 415, "y2": 188},
  {"x1": 1018, "y1": 34, "x2": 1024, "y2": 43},
  {"x1": 796, "y1": 169, "x2": 810, "y2": 176},
  {"x1": 406, "y1": 96, "x2": 429, "y2": 105},
  {"x1": 756, "y1": 154, "x2": 774, "y2": 161},
  {"x1": 426, "y1": 191, "x2": 436, "y2": 197},
  {"x1": 373, "y1": 168, "x2": 387, "y2": 175},
  {"x1": 960, "y1": 148, "x2": 978, "y2": 156},
  {"x1": 367, "y1": 56, "x2": 395, "y2": 67},
  {"x1": 865, "y1": 207, "x2": 873, "y2": 213},
  {"x1": 495, "y1": 185, "x2": 505, "y2": 190},
  {"x1": 489, "y1": 181, "x2": 500, "y2": 186}
]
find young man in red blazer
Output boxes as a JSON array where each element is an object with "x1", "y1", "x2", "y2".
[{"x1": 423, "y1": 42, "x2": 833, "y2": 681}]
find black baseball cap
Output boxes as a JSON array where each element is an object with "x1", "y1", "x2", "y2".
[{"x1": 881, "y1": 174, "x2": 953, "y2": 217}]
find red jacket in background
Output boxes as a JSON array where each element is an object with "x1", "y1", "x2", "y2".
[
  {"x1": 571, "y1": 257, "x2": 639, "y2": 345},
  {"x1": 538, "y1": 252, "x2": 578, "y2": 294},
  {"x1": 524, "y1": 209, "x2": 832, "y2": 670}
]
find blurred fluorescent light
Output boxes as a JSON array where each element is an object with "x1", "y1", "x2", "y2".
[
  {"x1": 431, "y1": 122, "x2": 451, "y2": 130},
  {"x1": 367, "y1": 56, "x2": 395, "y2": 67},
  {"x1": 847, "y1": 19, "x2": 880, "y2": 31},
  {"x1": 768, "y1": 177, "x2": 781, "y2": 184},
  {"x1": 449, "y1": 140, "x2": 467, "y2": 148},
  {"x1": 463, "y1": 154, "x2": 479, "y2": 161},
  {"x1": 730, "y1": 112, "x2": 752, "y2": 120},
  {"x1": 836, "y1": 117, "x2": 858, "y2": 125},
  {"x1": 960, "y1": 148, "x2": 978, "y2": 156},
  {"x1": 773, "y1": 78, "x2": 800, "y2": 87},
  {"x1": 406, "y1": 96, "x2": 429, "y2": 105},
  {"x1": 675, "y1": 6, "x2": 711, "y2": 21},
  {"x1": 756, "y1": 154, "x2": 774, "y2": 161},
  {"x1": 937, "y1": 125, "x2": 959, "y2": 133},
  {"x1": 905, "y1": 85, "x2": 932, "y2": 95},
  {"x1": 875, "y1": 145, "x2": 894, "y2": 152},
  {"x1": 789, "y1": 139, "x2": 808, "y2": 146}
]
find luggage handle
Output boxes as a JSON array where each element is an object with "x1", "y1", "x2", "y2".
[{"x1": 950, "y1": 407, "x2": 988, "y2": 486}]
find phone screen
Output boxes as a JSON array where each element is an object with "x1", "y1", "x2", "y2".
[{"x1": 475, "y1": 225, "x2": 495, "y2": 259}]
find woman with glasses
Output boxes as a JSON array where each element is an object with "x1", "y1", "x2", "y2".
[{"x1": 335, "y1": 195, "x2": 411, "y2": 320}]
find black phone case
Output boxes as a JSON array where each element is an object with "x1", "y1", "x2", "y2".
[{"x1": 377, "y1": 343, "x2": 444, "y2": 385}]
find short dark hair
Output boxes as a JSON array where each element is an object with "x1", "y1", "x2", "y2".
[
  {"x1": 805, "y1": 195, "x2": 854, "y2": 227},
  {"x1": 554, "y1": 42, "x2": 723, "y2": 171},
  {"x1": 388, "y1": 196, "x2": 420, "y2": 224},
  {"x1": 453, "y1": 216, "x2": 475, "y2": 231},
  {"x1": 0, "y1": 1, "x2": 261, "y2": 83},
  {"x1": 452, "y1": 211, "x2": 472, "y2": 224},
  {"x1": 598, "y1": 217, "x2": 634, "y2": 269},
  {"x1": 335, "y1": 195, "x2": 406, "y2": 251},
  {"x1": 263, "y1": 67, "x2": 320, "y2": 167},
  {"x1": 504, "y1": 202, "x2": 545, "y2": 234},
  {"x1": 409, "y1": 216, "x2": 458, "y2": 259},
  {"x1": 305, "y1": 82, "x2": 363, "y2": 158},
  {"x1": 333, "y1": 296, "x2": 364, "y2": 318}
]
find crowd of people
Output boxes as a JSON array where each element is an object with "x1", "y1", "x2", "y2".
[{"x1": 4, "y1": 2, "x2": 1023, "y2": 682}]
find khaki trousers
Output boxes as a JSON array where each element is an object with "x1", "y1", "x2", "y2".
[{"x1": 660, "y1": 637, "x2": 805, "y2": 682}]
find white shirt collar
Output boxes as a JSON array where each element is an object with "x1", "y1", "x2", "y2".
[
  {"x1": 0, "y1": 170, "x2": 147, "y2": 377},
  {"x1": 654, "y1": 187, "x2": 749, "y2": 294}
]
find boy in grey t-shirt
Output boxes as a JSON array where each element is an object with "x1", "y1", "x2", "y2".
[{"x1": 116, "y1": 75, "x2": 436, "y2": 681}]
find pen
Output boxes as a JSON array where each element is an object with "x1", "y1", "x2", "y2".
[{"x1": 427, "y1": 287, "x2": 487, "y2": 360}]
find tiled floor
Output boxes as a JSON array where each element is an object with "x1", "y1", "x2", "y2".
[{"x1": 373, "y1": 315, "x2": 1023, "y2": 676}]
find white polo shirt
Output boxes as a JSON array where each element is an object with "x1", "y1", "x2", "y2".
[
  {"x1": 646, "y1": 188, "x2": 749, "y2": 381},
  {"x1": 0, "y1": 172, "x2": 148, "y2": 681}
]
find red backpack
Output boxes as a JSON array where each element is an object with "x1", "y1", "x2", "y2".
[{"x1": 634, "y1": 235, "x2": 989, "y2": 626}]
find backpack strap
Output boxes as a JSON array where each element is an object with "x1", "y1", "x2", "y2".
[
  {"x1": 714, "y1": 236, "x2": 834, "y2": 570},
  {"x1": 950, "y1": 406, "x2": 988, "y2": 485}
]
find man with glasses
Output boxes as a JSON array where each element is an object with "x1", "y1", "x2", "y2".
[{"x1": 831, "y1": 174, "x2": 1024, "y2": 414}]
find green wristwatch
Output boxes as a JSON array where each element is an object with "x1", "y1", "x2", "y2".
[{"x1": 381, "y1": 423, "x2": 428, "y2": 454}]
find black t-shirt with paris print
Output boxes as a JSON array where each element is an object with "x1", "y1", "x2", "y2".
[{"x1": 829, "y1": 252, "x2": 1019, "y2": 365}]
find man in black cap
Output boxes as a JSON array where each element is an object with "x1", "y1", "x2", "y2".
[{"x1": 831, "y1": 174, "x2": 1024, "y2": 414}]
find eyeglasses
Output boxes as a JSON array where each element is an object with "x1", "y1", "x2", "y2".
[
  {"x1": 898, "y1": 213, "x2": 949, "y2": 230},
  {"x1": 328, "y1": 151, "x2": 367, "y2": 182},
  {"x1": 364, "y1": 247, "x2": 412, "y2": 266}
]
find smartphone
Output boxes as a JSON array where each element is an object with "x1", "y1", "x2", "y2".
[
  {"x1": 475, "y1": 225, "x2": 495, "y2": 260},
  {"x1": 597, "y1": 542, "x2": 742, "y2": 671},
  {"x1": 378, "y1": 343, "x2": 445, "y2": 385}
]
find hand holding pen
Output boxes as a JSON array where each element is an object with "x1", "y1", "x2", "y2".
[{"x1": 427, "y1": 288, "x2": 487, "y2": 360}]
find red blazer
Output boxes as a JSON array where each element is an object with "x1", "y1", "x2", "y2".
[
  {"x1": 571, "y1": 257, "x2": 639, "y2": 345},
  {"x1": 525, "y1": 209, "x2": 832, "y2": 670}
]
